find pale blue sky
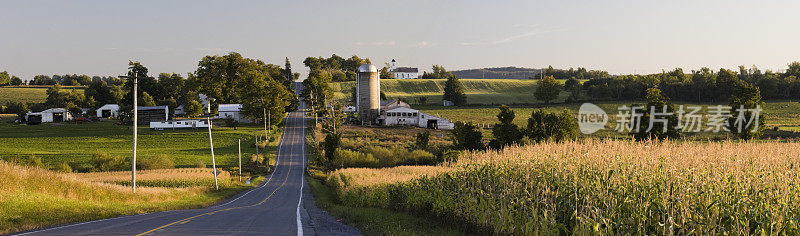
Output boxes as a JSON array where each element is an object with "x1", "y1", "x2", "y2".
[{"x1": 1, "y1": 0, "x2": 799, "y2": 79}]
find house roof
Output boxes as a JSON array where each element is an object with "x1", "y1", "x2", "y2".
[
  {"x1": 98, "y1": 104, "x2": 119, "y2": 110},
  {"x1": 137, "y1": 106, "x2": 168, "y2": 111},
  {"x1": 385, "y1": 107, "x2": 419, "y2": 113},
  {"x1": 41, "y1": 108, "x2": 67, "y2": 113},
  {"x1": 218, "y1": 104, "x2": 243, "y2": 112},
  {"x1": 392, "y1": 67, "x2": 418, "y2": 73}
]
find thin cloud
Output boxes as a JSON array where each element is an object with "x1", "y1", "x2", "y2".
[
  {"x1": 412, "y1": 41, "x2": 434, "y2": 48},
  {"x1": 354, "y1": 41, "x2": 396, "y2": 46},
  {"x1": 460, "y1": 28, "x2": 560, "y2": 46}
]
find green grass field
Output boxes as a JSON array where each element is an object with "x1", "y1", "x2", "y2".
[
  {"x1": 0, "y1": 120, "x2": 281, "y2": 170},
  {"x1": 0, "y1": 86, "x2": 85, "y2": 105},
  {"x1": 332, "y1": 79, "x2": 569, "y2": 105}
]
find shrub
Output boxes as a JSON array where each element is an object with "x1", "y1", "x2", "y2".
[
  {"x1": 90, "y1": 151, "x2": 128, "y2": 172},
  {"x1": 193, "y1": 158, "x2": 206, "y2": 168},
  {"x1": 452, "y1": 122, "x2": 484, "y2": 151},
  {"x1": 415, "y1": 130, "x2": 430, "y2": 150},
  {"x1": 332, "y1": 149, "x2": 378, "y2": 168},
  {"x1": 137, "y1": 154, "x2": 175, "y2": 170},
  {"x1": 53, "y1": 161, "x2": 73, "y2": 173},
  {"x1": 526, "y1": 109, "x2": 579, "y2": 142}
]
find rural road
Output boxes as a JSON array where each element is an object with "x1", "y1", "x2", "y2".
[{"x1": 15, "y1": 85, "x2": 360, "y2": 235}]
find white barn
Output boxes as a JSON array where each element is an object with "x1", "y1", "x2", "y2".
[
  {"x1": 96, "y1": 104, "x2": 120, "y2": 118},
  {"x1": 217, "y1": 104, "x2": 251, "y2": 123},
  {"x1": 26, "y1": 108, "x2": 73, "y2": 124},
  {"x1": 390, "y1": 59, "x2": 419, "y2": 79},
  {"x1": 380, "y1": 107, "x2": 454, "y2": 130},
  {"x1": 150, "y1": 119, "x2": 211, "y2": 130}
]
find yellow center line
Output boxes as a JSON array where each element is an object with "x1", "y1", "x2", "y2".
[{"x1": 136, "y1": 114, "x2": 299, "y2": 236}]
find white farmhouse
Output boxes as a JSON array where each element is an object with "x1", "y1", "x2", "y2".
[
  {"x1": 26, "y1": 108, "x2": 73, "y2": 124},
  {"x1": 390, "y1": 59, "x2": 419, "y2": 79},
  {"x1": 96, "y1": 104, "x2": 120, "y2": 118},
  {"x1": 217, "y1": 104, "x2": 251, "y2": 123}
]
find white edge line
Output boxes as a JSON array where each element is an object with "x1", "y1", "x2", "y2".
[
  {"x1": 14, "y1": 113, "x2": 293, "y2": 236},
  {"x1": 296, "y1": 110, "x2": 305, "y2": 236}
]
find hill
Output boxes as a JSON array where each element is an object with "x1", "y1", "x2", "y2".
[
  {"x1": 451, "y1": 67, "x2": 541, "y2": 79},
  {"x1": 0, "y1": 86, "x2": 85, "y2": 105}
]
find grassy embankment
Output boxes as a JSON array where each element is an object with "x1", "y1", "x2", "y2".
[
  {"x1": 0, "y1": 161, "x2": 263, "y2": 234},
  {"x1": 326, "y1": 140, "x2": 800, "y2": 235},
  {"x1": 0, "y1": 121, "x2": 282, "y2": 169},
  {"x1": 0, "y1": 86, "x2": 85, "y2": 104}
]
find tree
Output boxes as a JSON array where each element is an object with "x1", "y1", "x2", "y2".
[
  {"x1": 157, "y1": 73, "x2": 185, "y2": 102},
  {"x1": 564, "y1": 77, "x2": 581, "y2": 102},
  {"x1": 526, "y1": 109, "x2": 579, "y2": 142},
  {"x1": 534, "y1": 75, "x2": 561, "y2": 104},
  {"x1": 240, "y1": 70, "x2": 292, "y2": 127},
  {"x1": 5, "y1": 101, "x2": 28, "y2": 119},
  {"x1": 633, "y1": 88, "x2": 680, "y2": 141},
  {"x1": 323, "y1": 133, "x2": 341, "y2": 169},
  {"x1": 443, "y1": 74, "x2": 466, "y2": 106},
  {"x1": 728, "y1": 82, "x2": 765, "y2": 140},
  {"x1": 415, "y1": 130, "x2": 430, "y2": 150},
  {"x1": 10, "y1": 76, "x2": 23, "y2": 86},
  {"x1": 380, "y1": 66, "x2": 393, "y2": 79},
  {"x1": 451, "y1": 122, "x2": 484, "y2": 151},
  {"x1": 0, "y1": 71, "x2": 10, "y2": 86},
  {"x1": 490, "y1": 105, "x2": 523, "y2": 149},
  {"x1": 140, "y1": 92, "x2": 156, "y2": 106},
  {"x1": 185, "y1": 100, "x2": 203, "y2": 117}
]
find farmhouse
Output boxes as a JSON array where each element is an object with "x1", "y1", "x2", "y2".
[
  {"x1": 25, "y1": 108, "x2": 73, "y2": 124},
  {"x1": 390, "y1": 59, "x2": 419, "y2": 79},
  {"x1": 96, "y1": 104, "x2": 120, "y2": 118},
  {"x1": 216, "y1": 104, "x2": 251, "y2": 123},
  {"x1": 137, "y1": 106, "x2": 169, "y2": 124},
  {"x1": 150, "y1": 119, "x2": 210, "y2": 130}
]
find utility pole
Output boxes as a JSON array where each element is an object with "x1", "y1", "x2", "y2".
[
  {"x1": 263, "y1": 107, "x2": 267, "y2": 141},
  {"x1": 238, "y1": 139, "x2": 241, "y2": 182},
  {"x1": 206, "y1": 99, "x2": 219, "y2": 190},
  {"x1": 119, "y1": 74, "x2": 146, "y2": 193}
]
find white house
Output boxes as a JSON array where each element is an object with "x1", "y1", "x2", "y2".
[
  {"x1": 390, "y1": 59, "x2": 419, "y2": 79},
  {"x1": 96, "y1": 104, "x2": 120, "y2": 118},
  {"x1": 150, "y1": 119, "x2": 211, "y2": 130},
  {"x1": 216, "y1": 104, "x2": 252, "y2": 123},
  {"x1": 26, "y1": 108, "x2": 73, "y2": 124},
  {"x1": 379, "y1": 107, "x2": 454, "y2": 130}
]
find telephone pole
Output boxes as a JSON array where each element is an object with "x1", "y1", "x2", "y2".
[
  {"x1": 119, "y1": 74, "x2": 149, "y2": 193},
  {"x1": 238, "y1": 139, "x2": 241, "y2": 182},
  {"x1": 206, "y1": 99, "x2": 219, "y2": 190}
]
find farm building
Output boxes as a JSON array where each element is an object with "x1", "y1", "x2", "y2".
[
  {"x1": 390, "y1": 59, "x2": 419, "y2": 79},
  {"x1": 96, "y1": 104, "x2": 120, "y2": 118},
  {"x1": 150, "y1": 119, "x2": 210, "y2": 130},
  {"x1": 379, "y1": 106, "x2": 454, "y2": 130},
  {"x1": 174, "y1": 105, "x2": 186, "y2": 116},
  {"x1": 216, "y1": 104, "x2": 251, "y2": 123},
  {"x1": 381, "y1": 99, "x2": 411, "y2": 110},
  {"x1": 137, "y1": 106, "x2": 169, "y2": 124},
  {"x1": 25, "y1": 108, "x2": 73, "y2": 124}
]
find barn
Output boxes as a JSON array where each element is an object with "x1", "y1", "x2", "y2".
[
  {"x1": 217, "y1": 104, "x2": 251, "y2": 123},
  {"x1": 137, "y1": 106, "x2": 169, "y2": 124},
  {"x1": 96, "y1": 104, "x2": 120, "y2": 118},
  {"x1": 25, "y1": 108, "x2": 73, "y2": 124}
]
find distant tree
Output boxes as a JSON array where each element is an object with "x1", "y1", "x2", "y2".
[
  {"x1": 564, "y1": 77, "x2": 581, "y2": 102},
  {"x1": 380, "y1": 66, "x2": 393, "y2": 79},
  {"x1": 157, "y1": 73, "x2": 185, "y2": 101},
  {"x1": 139, "y1": 92, "x2": 156, "y2": 106},
  {"x1": 489, "y1": 105, "x2": 523, "y2": 149},
  {"x1": 5, "y1": 101, "x2": 28, "y2": 119},
  {"x1": 526, "y1": 109, "x2": 579, "y2": 142},
  {"x1": 534, "y1": 75, "x2": 561, "y2": 104},
  {"x1": 323, "y1": 133, "x2": 341, "y2": 169},
  {"x1": 443, "y1": 74, "x2": 466, "y2": 106},
  {"x1": 728, "y1": 82, "x2": 765, "y2": 140},
  {"x1": 415, "y1": 130, "x2": 431, "y2": 150},
  {"x1": 10, "y1": 76, "x2": 23, "y2": 86},
  {"x1": 451, "y1": 122, "x2": 483, "y2": 151},
  {"x1": 0, "y1": 71, "x2": 10, "y2": 86},
  {"x1": 633, "y1": 88, "x2": 680, "y2": 141},
  {"x1": 185, "y1": 100, "x2": 203, "y2": 117}
]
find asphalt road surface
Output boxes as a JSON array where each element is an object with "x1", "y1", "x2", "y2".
[{"x1": 15, "y1": 92, "x2": 357, "y2": 235}]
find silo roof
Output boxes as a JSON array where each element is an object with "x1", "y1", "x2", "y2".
[{"x1": 357, "y1": 64, "x2": 378, "y2": 73}]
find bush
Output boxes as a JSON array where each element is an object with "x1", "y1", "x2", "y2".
[
  {"x1": 526, "y1": 109, "x2": 579, "y2": 142},
  {"x1": 53, "y1": 161, "x2": 73, "y2": 173},
  {"x1": 137, "y1": 154, "x2": 175, "y2": 170},
  {"x1": 415, "y1": 130, "x2": 430, "y2": 150},
  {"x1": 90, "y1": 151, "x2": 128, "y2": 172},
  {"x1": 332, "y1": 149, "x2": 378, "y2": 168},
  {"x1": 193, "y1": 158, "x2": 206, "y2": 168},
  {"x1": 2, "y1": 155, "x2": 44, "y2": 168}
]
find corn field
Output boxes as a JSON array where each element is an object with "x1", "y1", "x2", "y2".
[{"x1": 327, "y1": 139, "x2": 800, "y2": 235}]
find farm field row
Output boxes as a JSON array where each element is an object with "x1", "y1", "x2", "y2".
[
  {"x1": 325, "y1": 139, "x2": 800, "y2": 235},
  {"x1": 0, "y1": 120, "x2": 281, "y2": 170},
  {"x1": 0, "y1": 86, "x2": 85, "y2": 104},
  {"x1": 0, "y1": 162, "x2": 261, "y2": 234}
]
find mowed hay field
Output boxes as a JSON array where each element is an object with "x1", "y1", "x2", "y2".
[
  {"x1": 326, "y1": 140, "x2": 800, "y2": 235},
  {"x1": 0, "y1": 121, "x2": 281, "y2": 169},
  {"x1": 0, "y1": 161, "x2": 259, "y2": 234},
  {"x1": 0, "y1": 86, "x2": 85, "y2": 104},
  {"x1": 332, "y1": 79, "x2": 570, "y2": 105}
]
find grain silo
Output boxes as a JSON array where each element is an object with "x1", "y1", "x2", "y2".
[{"x1": 356, "y1": 63, "x2": 380, "y2": 124}]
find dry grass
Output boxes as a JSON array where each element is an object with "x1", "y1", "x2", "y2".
[
  {"x1": 327, "y1": 165, "x2": 453, "y2": 188},
  {"x1": 329, "y1": 139, "x2": 800, "y2": 234},
  {"x1": 77, "y1": 168, "x2": 230, "y2": 182}
]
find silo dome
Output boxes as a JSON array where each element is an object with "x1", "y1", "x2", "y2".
[{"x1": 357, "y1": 64, "x2": 378, "y2": 73}]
